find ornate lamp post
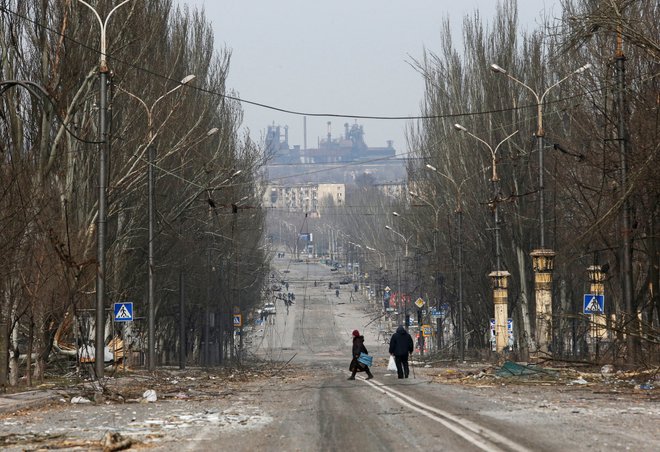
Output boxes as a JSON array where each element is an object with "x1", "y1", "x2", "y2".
[
  {"x1": 489, "y1": 270, "x2": 511, "y2": 353},
  {"x1": 453, "y1": 124, "x2": 517, "y2": 354},
  {"x1": 530, "y1": 249, "x2": 557, "y2": 355},
  {"x1": 586, "y1": 265, "x2": 606, "y2": 359},
  {"x1": 491, "y1": 62, "x2": 590, "y2": 357}
]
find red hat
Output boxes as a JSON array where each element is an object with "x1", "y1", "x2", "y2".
[{"x1": 352, "y1": 329, "x2": 360, "y2": 337}]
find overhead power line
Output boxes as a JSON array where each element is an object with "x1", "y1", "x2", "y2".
[{"x1": 1, "y1": 5, "x2": 639, "y2": 123}]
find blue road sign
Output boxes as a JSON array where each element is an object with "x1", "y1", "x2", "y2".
[
  {"x1": 114, "y1": 302, "x2": 133, "y2": 322},
  {"x1": 583, "y1": 294, "x2": 605, "y2": 314}
]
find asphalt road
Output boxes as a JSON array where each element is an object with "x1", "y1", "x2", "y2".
[{"x1": 0, "y1": 255, "x2": 658, "y2": 451}]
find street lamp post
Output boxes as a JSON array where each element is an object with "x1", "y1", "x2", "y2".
[
  {"x1": 421, "y1": 166, "x2": 472, "y2": 362},
  {"x1": 453, "y1": 124, "x2": 518, "y2": 354},
  {"x1": 77, "y1": 0, "x2": 132, "y2": 379},
  {"x1": 385, "y1": 225, "x2": 411, "y2": 258},
  {"x1": 118, "y1": 75, "x2": 196, "y2": 371},
  {"x1": 365, "y1": 246, "x2": 383, "y2": 269},
  {"x1": 407, "y1": 192, "x2": 443, "y2": 351},
  {"x1": 386, "y1": 225, "x2": 413, "y2": 327},
  {"x1": 490, "y1": 63, "x2": 591, "y2": 249},
  {"x1": 405, "y1": 195, "x2": 439, "y2": 255},
  {"x1": 491, "y1": 62, "x2": 590, "y2": 356}
]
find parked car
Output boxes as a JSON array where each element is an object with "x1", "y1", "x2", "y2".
[
  {"x1": 271, "y1": 284, "x2": 282, "y2": 291},
  {"x1": 339, "y1": 276, "x2": 352, "y2": 284},
  {"x1": 263, "y1": 303, "x2": 276, "y2": 314},
  {"x1": 330, "y1": 267, "x2": 338, "y2": 272}
]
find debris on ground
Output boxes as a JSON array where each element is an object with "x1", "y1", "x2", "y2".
[
  {"x1": 101, "y1": 431, "x2": 133, "y2": 452},
  {"x1": 142, "y1": 389, "x2": 157, "y2": 402},
  {"x1": 428, "y1": 360, "x2": 659, "y2": 397},
  {"x1": 569, "y1": 377, "x2": 588, "y2": 385},
  {"x1": 496, "y1": 361, "x2": 558, "y2": 378}
]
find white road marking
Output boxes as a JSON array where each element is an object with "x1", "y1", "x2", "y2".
[{"x1": 362, "y1": 378, "x2": 531, "y2": 452}]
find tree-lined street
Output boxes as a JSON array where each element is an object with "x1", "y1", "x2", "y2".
[
  {"x1": 1, "y1": 255, "x2": 658, "y2": 450},
  {"x1": 1, "y1": 1, "x2": 659, "y2": 449}
]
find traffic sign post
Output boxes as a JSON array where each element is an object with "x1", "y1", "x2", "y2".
[
  {"x1": 583, "y1": 294, "x2": 606, "y2": 354},
  {"x1": 113, "y1": 302, "x2": 133, "y2": 322},
  {"x1": 422, "y1": 324, "x2": 432, "y2": 337},
  {"x1": 583, "y1": 294, "x2": 605, "y2": 314},
  {"x1": 233, "y1": 314, "x2": 242, "y2": 328},
  {"x1": 489, "y1": 319, "x2": 496, "y2": 351}
]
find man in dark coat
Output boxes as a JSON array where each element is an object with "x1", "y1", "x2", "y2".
[
  {"x1": 348, "y1": 329, "x2": 374, "y2": 380},
  {"x1": 389, "y1": 325, "x2": 414, "y2": 379}
]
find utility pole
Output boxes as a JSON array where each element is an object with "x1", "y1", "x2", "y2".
[
  {"x1": 491, "y1": 62, "x2": 590, "y2": 358},
  {"x1": 457, "y1": 207, "x2": 464, "y2": 361},
  {"x1": 616, "y1": 31, "x2": 636, "y2": 363},
  {"x1": 77, "y1": 0, "x2": 132, "y2": 379},
  {"x1": 179, "y1": 264, "x2": 186, "y2": 370},
  {"x1": 454, "y1": 124, "x2": 517, "y2": 354}
]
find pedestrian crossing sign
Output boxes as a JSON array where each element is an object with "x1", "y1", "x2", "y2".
[
  {"x1": 583, "y1": 294, "x2": 605, "y2": 314},
  {"x1": 233, "y1": 314, "x2": 242, "y2": 327},
  {"x1": 114, "y1": 302, "x2": 133, "y2": 322}
]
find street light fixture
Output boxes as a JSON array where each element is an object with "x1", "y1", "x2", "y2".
[
  {"x1": 407, "y1": 191, "x2": 440, "y2": 254},
  {"x1": 176, "y1": 126, "x2": 218, "y2": 371},
  {"x1": 119, "y1": 74, "x2": 196, "y2": 371},
  {"x1": 365, "y1": 245, "x2": 385, "y2": 269},
  {"x1": 453, "y1": 124, "x2": 517, "y2": 271},
  {"x1": 424, "y1": 164, "x2": 471, "y2": 361},
  {"x1": 453, "y1": 123, "x2": 518, "y2": 354},
  {"x1": 385, "y1": 225, "x2": 410, "y2": 258},
  {"x1": 490, "y1": 62, "x2": 591, "y2": 248},
  {"x1": 491, "y1": 62, "x2": 590, "y2": 356},
  {"x1": 77, "y1": 0, "x2": 132, "y2": 379}
]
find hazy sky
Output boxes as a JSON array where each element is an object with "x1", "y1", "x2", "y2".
[{"x1": 180, "y1": 1, "x2": 560, "y2": 155}]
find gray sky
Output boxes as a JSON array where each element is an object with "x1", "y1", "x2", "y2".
[{"x1": 180, "y1": 1, "x2": 559, "y2": 155}]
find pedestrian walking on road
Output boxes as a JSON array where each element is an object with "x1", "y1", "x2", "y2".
[
  {"x1": 335, "y1": 288, "x2": 340, "y2": 297},
  {"x1": 389, "y1": 325, "x2": 414, "y2": 379},
  {"x1": 348, "y1": 329, "x2": 374, "y2": 380}
]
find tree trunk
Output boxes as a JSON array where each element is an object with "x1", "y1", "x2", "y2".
[
  {"x1": 9, "y1": 320, "x2": 19, "y2": 386},
  {"x1": 26, "y1": 317, "x2": 34, "y2": 387},
  {"x1": 515, "y1": 245, "x2": 532, "y2": 360},
  {"x1": 0, "y1": 318, "x2": 7, "y2": 388}
]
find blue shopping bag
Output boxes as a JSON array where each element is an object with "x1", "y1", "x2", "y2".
[{"x1": 357, "y1": 352, "x2": 373, "y2": 367}]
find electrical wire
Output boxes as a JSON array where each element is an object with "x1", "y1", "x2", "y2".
[{"x1": 3, "y1": 5, "x2": 650, "y2": 124}]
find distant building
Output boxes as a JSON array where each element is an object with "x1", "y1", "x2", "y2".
[
  {"x1": 374, "y1": 182, "x2": 408, "y2": 200},
  {"x1": 264, "y1": 183, "x2": 345, "y2": 216},
  {"x1": 266, "y1": 121, "x2": 396, "y2": 165}
]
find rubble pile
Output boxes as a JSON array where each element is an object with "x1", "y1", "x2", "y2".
[{"x1": 432, "y1": 361, "x2": 659, "y2": 396}]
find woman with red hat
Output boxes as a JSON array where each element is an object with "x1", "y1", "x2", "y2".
[{"x1": 348, "y1": 329, "x2": 374, "y2": 380}]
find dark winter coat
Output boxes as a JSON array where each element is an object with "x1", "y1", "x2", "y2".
[
  {"x1": 349, "y1": 335, "x2": 369, "y2": 372},
  {"x1": 389, "y1": 326, "x2": 414, "y2": 357}
]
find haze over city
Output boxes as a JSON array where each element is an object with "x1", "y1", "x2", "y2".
[{"x1": 183, "y1": 0, "x2": 560, "y2": 155}]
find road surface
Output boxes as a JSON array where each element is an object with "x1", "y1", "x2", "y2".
[{"x1": 0, "y1": 255, "x2": 657, "y2": 451}]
